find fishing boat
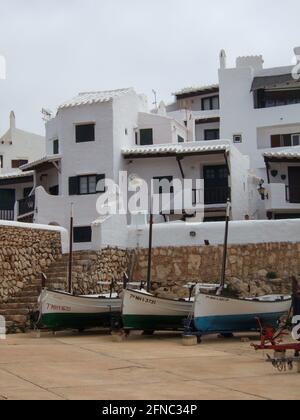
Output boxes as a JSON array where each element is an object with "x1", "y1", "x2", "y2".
[
  {"x1": 122, "y1": 288, "x2": 193, "y2": 331},
  {"x1": 36, "y1": 289, "x2": 122, "y2": 331},
  {"x1": 193, "y1": 292, "x2": 292, "y2": 335},
  {"x1": 35, "y1": 205, "x2": 123, "y2": 332},
  {"x1": 192, "y1": 201, "x2": 292, "y2": 337}
]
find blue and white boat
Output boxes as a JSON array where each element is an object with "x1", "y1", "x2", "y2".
[{"x1": 193, "y1": 293, "x2": 292, "y2": 335}]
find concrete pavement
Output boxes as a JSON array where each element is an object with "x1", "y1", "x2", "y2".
[{"x1": 0, "y1": 331, "x2": 299, "y2": 400}]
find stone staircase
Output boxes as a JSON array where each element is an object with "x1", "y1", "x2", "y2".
[
  {"x1": 0, "y1": 249, "x2": 129, "y2": 333},
  {"x1": 44, "y1": 251, "x2": 98, "y2": 291},
  {"x1": 0, "y1": 277, "x2": 42, "y2": 333}
]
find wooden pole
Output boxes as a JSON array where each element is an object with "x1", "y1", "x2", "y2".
[
  {"x1": 218, "y1": 200, "x2": 231, "y2": 295},
  {"x1": 68, "y1": 204, "x2": 74, "y2": 294},
  {"x1": 146, "y1": 210, "x2": 153, "y2": 293}
]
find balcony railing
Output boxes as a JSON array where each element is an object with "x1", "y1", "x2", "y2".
[
  {"x1": 18, "y1": 195, "x2": 35, "y2": 217},
  {"x1": 286, "y1": 186, "x2": 300, "y2": 204},
  {"x1": 0, "y1": 209, "x2": 14, "y2": 221},
  {"x1": 204, "y1": 187, "x2": 231, "y2": 205}
]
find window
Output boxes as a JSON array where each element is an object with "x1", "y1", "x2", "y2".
[
  {"x1": 69, "y1": 174, "x2": 105, "y2": 195},
  {"x1": 0, "y1": 155, "x2": 3, "y2": 168},
  {"x1": 140, "y1": 129, "x2": 153, "y2": 146},
  {"x1": 73, "y1": 226, "x2": 92, "y2": 243},
  {"x1": 53, "y1": 139, "x2": 59, "y2": 155},
  {"x1": 75, "y1": 123, "x2": 95, "y2": 143},
  {"x1": 292, "y1": 134, "x2": 300, "y2": 146},
  {"x1": 178, "y1": 135, "x2": 184, "y2": 143},
  {"x1": 153, "y1": 176, "x2": 174, "y2": 194},
  {"x1": 255, "y1": 88, "x2": 300, "y2": 109},
  {"x1": 204, "y1": 129, "x2": 220, "y2": 141},
  {"x1": 233, "y1": 134, "x2": 242, "y2": 144},
  {"x1": 11, "y1": 159, "x2": 28, "y2": 169},
  {"x1": 201, "y1": 96, "x2": 219, "y2": 111},
  {"x1": 271, "y1": 133, "x2": 300, "y2": 148}
]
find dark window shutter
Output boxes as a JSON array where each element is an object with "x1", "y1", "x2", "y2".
[
  {"x1": 271, "y1": 135, "x2": 281, "y2": 148},
  {"x1": 69, "y1": 176, "x2": 79, "y2": 195},
  {"x1": 140, "y1": 129, "x2": 153, "y2": 145},
  {"x1": 73, "y1": 226, "x2": 92, "y2": 243},
  {"x1": 96, "y1": 174, "x2": 105, "y2": 192}
]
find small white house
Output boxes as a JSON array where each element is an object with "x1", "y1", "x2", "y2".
[{"x1": 0, "y1": 112, "x2": 45, "y2": 221}]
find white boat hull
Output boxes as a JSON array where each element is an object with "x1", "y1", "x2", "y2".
[
  {"x1": 37, "y1": 289, "x2": 122, "y2": 330},
  {"x1": 193, "y1": 293, "x2": 292, "y2": 334},
  {"x1": 122, "y1": 289, "x2": 193, "y2": 331}
]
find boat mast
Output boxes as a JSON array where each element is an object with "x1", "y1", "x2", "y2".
[
  {"x1": 146, "y1": 203, "x2": 153, "y2": 293},
  {"x1": 217, "y1": 199, "x2": 231, "y2": 295},
  {"x1": 67, "y1": 203, "x2": 74, "y2": 294}
]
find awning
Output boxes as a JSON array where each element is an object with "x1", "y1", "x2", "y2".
[
  {"x1": 251, "y1": 74, "x2": 300, "y2": 91},
  {"x1": 263, "y1": 150, "x2": 300, "y2": 163},
  {"x1": 122, "y1": 143, "x2": 230, "y2": 159},
  {"x1": 0, "y1": 171, "x2": 34, "y2": 186},
  {"x1": 20, "y1": 155, "x2": 62, "y2": 172}
]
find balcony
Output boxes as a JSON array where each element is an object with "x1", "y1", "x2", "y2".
[
  {"x1": 286, "y1": 185, "x2": 300, "y2": 204},
  {"x1": 204, "y1": 187, "x2": 231, "y2": 205},
  {"x1": 265, "y1": 184, "x2": 300, "y2": 211},
  {"x1": 0, "y1": 209, "x2": 14, "y2": 221},
  {"x1": 18, "y1": 195, "x2": 35, "y2": 218}
]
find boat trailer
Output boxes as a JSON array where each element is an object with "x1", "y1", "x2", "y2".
[{"x1": 252, "y1": 281, "x2": 300, "y2": 373}]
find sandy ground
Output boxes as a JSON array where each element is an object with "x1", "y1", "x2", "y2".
[{"x1": 0, "y1": 330, "x2": 299, "y2": 400}]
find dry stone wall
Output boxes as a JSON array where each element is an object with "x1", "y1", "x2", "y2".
[
  {"x1": 133, "y1": 243, "x2": 300, "y2": 299},
  {"x1": 0, "y1": 225, "x2": 62, "y2": 302},
  {"x1": 45, "y1": 248, "x2": 131, "y2": 295}
]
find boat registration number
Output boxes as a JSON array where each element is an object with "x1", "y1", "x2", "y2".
[
  {"x1": 129, "y1": 294, "x2": 156, "y2": 305},
  {"x1": 46, "y1": 303, "x2": 72, "y2": 312}
]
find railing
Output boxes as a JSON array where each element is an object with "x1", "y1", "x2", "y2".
[
  {"x1": 204, "y1": 187, "x2": 231, "y2": 205},
  {"x1": 286, "y1": 185, "x2": 300, "y2": 203},
  {"x1": 0, "y1": 209, "x2": 14, "y2": 221},
  {"x1": 18, "y1": 195, "x2": 35, "y2": 217}
]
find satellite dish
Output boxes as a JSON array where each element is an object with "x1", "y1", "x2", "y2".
[{"x1": 128, "y1": 173, "x2": 144, "y2": 189}]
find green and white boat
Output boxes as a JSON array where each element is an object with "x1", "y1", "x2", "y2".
[
  {"x1": 36, "y1": 289, "x2": 122, "y2": 331},
  {"x1": 122, "y1": 288, "x2": 193, "y2": 331}
]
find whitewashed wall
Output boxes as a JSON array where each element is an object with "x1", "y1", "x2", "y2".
[{"x1": 127, "y1": 218, "x2": 300, "y2": 248}]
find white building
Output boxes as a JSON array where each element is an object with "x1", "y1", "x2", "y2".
[
  {"x1": 0, "y1": 112, "x2": 45, "y2": 221},
  {"x1": 1, "y1": 88, "x2": 250, "y2": 249},
  {"x1": 166, "y1": 46, "x2": 300, "y2": 219},
  {"x1": 2, "y1": 46, "x2": 300, "y2": 248}
]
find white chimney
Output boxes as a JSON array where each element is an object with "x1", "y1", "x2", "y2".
[
  {"x1": 294, "y1": 46, "x2": 300, "y2": 62},
  {"x1": 236, "y1": 55, "x2": 264, "y2": 71},
  {"x1": 10, "y1": 111, "x2": 16, "y2": 130},
  {"x1": 219, "y1": 50, "x2": 227, "y2": 69}
]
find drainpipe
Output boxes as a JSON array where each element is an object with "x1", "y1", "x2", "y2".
[
  {"x1": 176, "y1": 156, "x2": 185, "y2": 179},
  {"x1": 29, "y1": 170, "x2": 37, "y2": 196}
]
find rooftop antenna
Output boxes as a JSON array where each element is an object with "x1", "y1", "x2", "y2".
[
  {"x1": 152, "y1": 89, "x2": 158, "y2": 110},
  {"x1": 41, "y1": 108, "x2": 53, "y2": 122}
]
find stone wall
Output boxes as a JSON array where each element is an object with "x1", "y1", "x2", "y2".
[
  {"x1": 45, "y1": 248, "x2": 131, "y2": 295},
  {"x1": 133, "y1": 243, "x2": 300, "y2": 298},
  {"x1": 0, "y1": 225, "x2": 62, "y2": 302}
]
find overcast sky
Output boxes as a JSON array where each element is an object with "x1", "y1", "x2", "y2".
[{"x1": 0, "y1": 0, "x2": 300, "y2": 135}]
